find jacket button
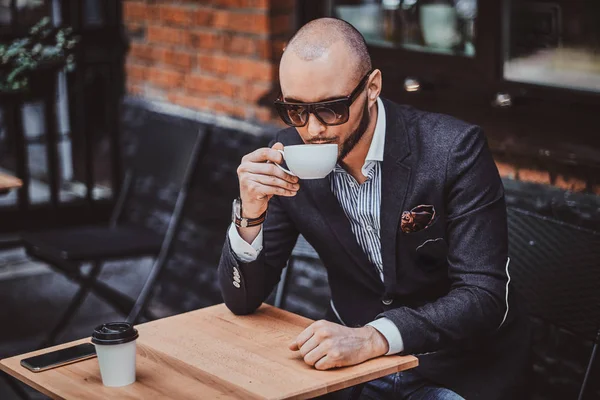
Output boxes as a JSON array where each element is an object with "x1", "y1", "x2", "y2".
[{"x1": 382, "y1": 298, "x2": 393, "y2": 306}]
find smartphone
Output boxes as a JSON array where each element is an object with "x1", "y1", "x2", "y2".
[{"x1": 20, "y1": 343, "x2": 97, "y2": 372}]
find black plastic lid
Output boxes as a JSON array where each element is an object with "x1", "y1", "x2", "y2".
[{"x1": 91, "y1": 322, "x2": 139, "y2": 345}]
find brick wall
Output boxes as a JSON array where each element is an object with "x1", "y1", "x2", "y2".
[{"x1": 123, "y1": 0, "x2": 295, "y2": 124}]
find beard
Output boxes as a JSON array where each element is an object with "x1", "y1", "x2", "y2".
[{"x1": 338, "y1": 100, "x2": 371, "y2": 162}]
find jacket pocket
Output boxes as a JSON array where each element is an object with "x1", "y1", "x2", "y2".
[{"x1": 401, "y1": 217, "x2": 448, "y2": 271}]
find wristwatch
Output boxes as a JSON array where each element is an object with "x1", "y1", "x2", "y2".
[{"x1": 232, "y1": 197, "x2": 267, "y2": 228}]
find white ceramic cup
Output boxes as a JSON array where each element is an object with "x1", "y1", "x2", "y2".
[
  {"x1": 91, "y1": 322, "x2": 139, "y2": 387},
  {"x1": 273, "y1": 143, "x2": 338, "y2": 179},
  {"x1": 419, "y1": 4, "x2": 461, "y2": 48}
]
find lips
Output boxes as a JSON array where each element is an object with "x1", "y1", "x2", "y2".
[{"x1": 309, "y1": 140, "x2": 336, "y2": 144}]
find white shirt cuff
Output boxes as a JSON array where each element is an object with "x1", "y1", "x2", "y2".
[
  {"x1": 227, "y1": 223, "x2": 264, "y2": 262},
  {"x1": 367, "y1": 317, "x2": 404, "y2": 355}
]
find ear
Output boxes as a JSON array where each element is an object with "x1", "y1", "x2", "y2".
[{"x1": 368, "y1": 69, "x2": 383, "y2": 105}]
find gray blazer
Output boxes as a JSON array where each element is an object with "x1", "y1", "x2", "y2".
[{"x1": 218, "y1": 98, "x2": 530, "y2": 399}]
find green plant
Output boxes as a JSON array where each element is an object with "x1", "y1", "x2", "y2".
[{"x1": 0, "y1": 17, "x2": 79, "y2": 93}]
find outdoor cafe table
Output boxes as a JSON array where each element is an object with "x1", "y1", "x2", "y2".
[
  {"x1": 0, "y1": 172, "x2": 21, "y2": 195},
  {"x1": 0, "y1": 303, "x2": 418, "y2": 399}
]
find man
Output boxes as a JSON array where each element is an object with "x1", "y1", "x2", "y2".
[{"x1": 218, "y1": 18, "x2": 530, "y2": 399}]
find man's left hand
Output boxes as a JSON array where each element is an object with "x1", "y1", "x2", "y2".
[{"x1": 289, "y1": 320, "x2": 389, "y2": 370}]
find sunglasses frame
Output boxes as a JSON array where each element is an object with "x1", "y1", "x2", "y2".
[{"x1": 274, "y1": 69, "x2": 374, "y2": 127}]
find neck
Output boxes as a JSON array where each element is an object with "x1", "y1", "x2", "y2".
[{"x1": 339, "y1": 101, "x2": 378, "y2": 183}]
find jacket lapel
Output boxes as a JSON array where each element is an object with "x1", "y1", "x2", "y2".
[
  {"x1": 302, "y1": 178, "x2": 383, "y2": 292},
  {"x1": 380, "y1": 99, "x2": 412, "y2": 286}
]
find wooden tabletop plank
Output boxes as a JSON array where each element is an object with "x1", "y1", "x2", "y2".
[
  {"x1": 0, "y1": 172, "x2": 22, "y2": 191},
  {"x1": 1, "y1": 304, "x2": 418, "y2": 400}
]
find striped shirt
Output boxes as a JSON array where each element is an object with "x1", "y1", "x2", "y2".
[
  {"x1": 330, "y1": 96, "x2": 387, "y2": 282},
  {"x1": 331, "y1": 162, "x2": 384, "y2": 281}
]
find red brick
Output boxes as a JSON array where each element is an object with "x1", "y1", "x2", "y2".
[
  {"x1": 147, "y1": 25, "x2": 191, "y2": 46},
  {"x1": 195, "y1": 9, "x2": 214, "y2": 26},
  {"x1": 162, "y1": 49, "x2": 194, "y2": 70},
  {"x1": 129, "y1": 44, "x2": 194, "y2": 71},
  {"x1": 213, "y1": 10, "x2": 269, "y2": 34},
  {"x1": 236, "y1": 59, "x2": 274, "y2": 82},
  {"x1": 212, "y1": 0, "x2": 262, "y2": 8},
  {"x1": 190, "y1": 31, "x2": 222, "y2": 50},
  {"x1": 240, "y1": 82, "x2": 271, "y2": 103},
  {"x1": 518, "y1": 168, "x2": 551, "y2": 185},
  {"x1": 197, "y1": 54, "x2": 232, "y2": 75},
  {"x1": 185, "y1": 74, "x2": 237, "y2": 98},
  {"x1": 153, "y1": 4, "x2": 194, "y2": 26},
  {"x1": 125, "y1": 63, "x2": 148, "y2": 82},
  {"x1": 223, "y1": 34, "x2": 258, "y2": 56},
  {"x1": 167, "y1": 93, "x2": 211, "y2": 111},
  {"x1": 128, "y1": 42, "x2": 154, "y2": 63},
  {"x1": 494, "y1": 160, "x2": 516, "y2": 179},
  {"x1": 146, "y1": 67, "x2": 185, "y2": 89},
  {"x1": 554, "y1": 175, "x2": 587, "y2": 192},
  {"x1": 123, "y1": 1, "x2": 147, "y2": 22},
  {"x1": 212, "y1": 0, "x2": 293, "y2": 9}
]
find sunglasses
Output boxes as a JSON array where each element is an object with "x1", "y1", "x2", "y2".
[{"x1": 274, "y1": 70, "x2": 374, "y2": 127}]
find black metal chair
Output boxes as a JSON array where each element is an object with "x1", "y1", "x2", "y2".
[
  {"x1": 507, "y1": 207, "x2": 600, "y2": 400},
  {"x1": 274, "y1": 235, "x2": 320, "y2": 309},
  {"x1": 21, "y1": 113, "x2": 211, "y2": 347}
]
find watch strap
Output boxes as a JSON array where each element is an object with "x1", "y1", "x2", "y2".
[{"x1": 234, "y1": 210, "x2": 267, "y2": 228}]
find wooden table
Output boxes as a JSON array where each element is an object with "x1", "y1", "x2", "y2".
[
  {"x1": 0, "y1": 172, "x2": 22, "y2": 195},
  {"x1": 1, "y1": 304, "x2": 418, "y2": 399}
]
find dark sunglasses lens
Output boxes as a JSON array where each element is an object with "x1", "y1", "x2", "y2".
[
  {"x1": 276, "y1": 104, "x2": 308, "y2": 126},
  {"x1": 315, "y1": 102, "x2": 349, "y2": 125}
]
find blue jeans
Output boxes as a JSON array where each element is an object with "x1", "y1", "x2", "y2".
[{"x1": 359, "y1": 370, "x2": 464, "y2": 400}]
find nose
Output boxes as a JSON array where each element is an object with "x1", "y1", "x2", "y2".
[{"x1": 306, "y1": 113, "x2": 326, "y2": 138}]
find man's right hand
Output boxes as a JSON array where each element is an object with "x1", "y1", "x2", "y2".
[{"x1": 237, "y1": 142, "x2": 299, "y2": 219}]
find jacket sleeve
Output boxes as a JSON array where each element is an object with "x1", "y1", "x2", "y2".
[
  {"x1": 218, "y1": 194, "x2": 300, "y2": 315},
  {"x1": 381, "y1": 126, "x2": 510, "y2": 354}
]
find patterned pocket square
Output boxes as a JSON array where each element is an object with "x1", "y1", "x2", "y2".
[{"x1": 401, "y1": 205, "x2": 436, "y2": 233}]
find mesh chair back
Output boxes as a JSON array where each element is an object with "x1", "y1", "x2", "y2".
[
  {"x1": 114, "y1": 111, "x2": 209, "y2": 232},
  {"x1": 507, "y1": 207, "x2": 600, "y2": 342},
  {"x1": 129, "y1": 113, "x2": 202, "y2": 189}
]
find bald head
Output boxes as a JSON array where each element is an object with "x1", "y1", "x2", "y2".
[{"x1": 283, "y1": 18, "x2": 372, "y2": 82}]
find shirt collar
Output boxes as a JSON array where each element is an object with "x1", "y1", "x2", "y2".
[
  {"x1": 361, "y1": 97, "x2": 386, "y2": 176},
  {"x1": 333, "y1": 97, "x2": 386, "y2": 178}
]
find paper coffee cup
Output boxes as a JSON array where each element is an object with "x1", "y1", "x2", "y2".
[{"x1": 91, "y1": 322, "x2": 139, "y2": 387}]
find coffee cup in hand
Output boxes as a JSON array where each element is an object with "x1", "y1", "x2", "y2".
[
  {"x1": 92, "y1": 322, "x2": 139, "y2": 387},
  {"x1": 273, "y1": 143, "x2": 337, "y2": 179}
]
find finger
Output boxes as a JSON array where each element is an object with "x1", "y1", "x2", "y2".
[
  {"x1": 299, "y1": 334, "x2": 322, "y2": 358},
  {"x1": 241, "y1": 162, "x2": 298, "y2": 184},
  {"x1": 248, "y1": 173, "x2": 299, "y2": 192},
  {"x1": 246, "y1": 181, "x2": 298, "y2": 198},
  {"x1": 314, "y1": 355, "x2": 333, "y2": 371},
  {"x1": 292, "y1": 325, "x2": 315, "y2": 351},
  {"x1": 272, "y1": 142, "x2": 284, "y2": 151},
  {"x1": 304, "y1": 343, "x2": 329, "y2": 367},
  {"x1": 245, "y1": 147, "x2": 284, "y2": 164}
]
